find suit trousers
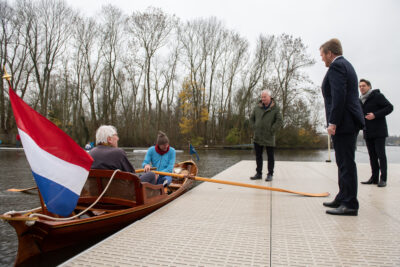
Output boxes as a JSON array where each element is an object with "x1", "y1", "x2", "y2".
[
  {"x1": 365, "y1": 137, "x2": 387, "y2": 182},
  {"x1": 331, "y1": 132, "x2": 359, "y2": 210},
  {"x1": 254, "y1": 142, "x2": 274, "y2": 175}
]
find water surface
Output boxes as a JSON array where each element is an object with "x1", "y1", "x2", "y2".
[{"x1": 1, "y1": 147, "x2": 399, "y2": 265}]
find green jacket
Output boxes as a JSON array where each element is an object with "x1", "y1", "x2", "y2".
[{"x1": 250, "y1": 99, "x2": 283, "y2": 147}]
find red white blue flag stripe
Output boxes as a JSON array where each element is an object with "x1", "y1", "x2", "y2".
[{"x1": 9, "y1": 87, "x2": 93, "y2": 216}]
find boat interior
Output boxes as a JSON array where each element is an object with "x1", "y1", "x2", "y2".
[{"x1": 74, "y1": 165, "x2": 192, "y2": 218}]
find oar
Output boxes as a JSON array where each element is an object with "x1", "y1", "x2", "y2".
[
  {"x1": 7, "y1": 186, "x2": 37, "y2": 192},
  {"x1": 136, "y1": 168, "x2": 151, "y2": 173},
  {"x1": 6, "y1": 167, "x2": 153, "y2": 193},
  {"x1": 152, "y1": 171, "x2": 330, "y2": 197}
]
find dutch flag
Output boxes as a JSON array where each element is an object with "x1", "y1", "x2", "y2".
[{"x1": 9, "y1": 87, "x2": 93, "y2": 217}]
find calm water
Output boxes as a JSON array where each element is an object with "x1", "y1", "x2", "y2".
[{"x1": 1, "y1": 146, "x2": 399, "y2": 266}]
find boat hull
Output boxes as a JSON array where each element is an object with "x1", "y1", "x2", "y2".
[{"x1": 3, "y1": 161, "x2": 196, "y2": 266}]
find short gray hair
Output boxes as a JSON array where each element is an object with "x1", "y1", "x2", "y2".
[
  {"x1": 96, "y1": 125, "x2": 117, "y2": 145},
  {"x1": 261, "y1": 89, "x2": 271, "y2": 96}
]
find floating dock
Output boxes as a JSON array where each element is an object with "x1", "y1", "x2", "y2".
[{"x1": 61, "y1": 161, "x2": 400, "y2": 266}]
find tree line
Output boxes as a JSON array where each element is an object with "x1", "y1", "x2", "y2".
[{"x1": 0, "y1": 0, "x2": 325, "y2": 148}]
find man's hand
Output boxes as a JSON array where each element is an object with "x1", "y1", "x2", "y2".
[
  {"x1": 365, "y1": 113, "x2": 375, "y2": 120},
  {"x1": 327, "y1": 124, "x2": 336, "y2": 136},
  {"x1": 144, "y1": 164, "x2": 151, "y2": 172}
]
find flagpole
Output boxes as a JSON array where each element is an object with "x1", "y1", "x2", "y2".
[
  {"x1": 188, "y1": 141, "x2": 192, "y2": 161},
  {"x1": 3, "y1": 66, "x2": 49, "y2": 215}
]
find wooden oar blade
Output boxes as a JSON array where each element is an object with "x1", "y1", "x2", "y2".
[
  {"x1": 7, "y1": 189, "x2": 23, "y2": 192},
  {"x1": 295, "y1": 191, "x2": 330, "y2": 197},
  {"x1": 194, "y1": 177, "x2": 330, "y2": 197}
]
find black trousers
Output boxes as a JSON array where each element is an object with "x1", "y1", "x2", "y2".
[
  {"x1": 365, "y1": 137, "x2": 387, "y2": 182},
  {"x1": 254, "y1": 142, "x2": 274, "y2": 175},
  {"x1": 331, "y1": 132, "x2": 359, "y2": 210}
]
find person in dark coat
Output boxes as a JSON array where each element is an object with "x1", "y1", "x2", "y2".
[
  {"x1": 249, "y1": 89, "x2": 283, "y2": 182},
  {"x1": 320, "y1": 38, "x2": 365, "y2": 216},
  {"x1": 359, "y1": 79, "x2": 393, "y2": 187},
  {"x1": 90, "y1": 125, "x2": 156, "y2": 184}
]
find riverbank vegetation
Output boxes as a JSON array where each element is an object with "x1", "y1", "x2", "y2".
[{"x1": 0, "y1": 0, "x2": 324, "y2": 148}]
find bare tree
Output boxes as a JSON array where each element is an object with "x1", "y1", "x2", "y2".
[
  {"x1": 216, "y1": 31, "x2": 248, "y2": 142},
  {"x1": 18, "y1": 0, "x2": 76, "y2": 117},
  {"x1": 153, "y1": 42, "x2": 179, "y2": 131},
  {"x1": 119, "y1": 44, "x2": 145, "y2": 144},
  {"x1": 178, "y1": 18, "x2": 228, "y2": 140},
  {"x1": 0, "y1": 0, "x2": 34, "y2": 134},
  {"x1": 0, "y1": 0, "x2": 15, "y2": 133},
  {"x1": 127, "y1": 7, "x2": 177, "y2": 138},
  {"x1": 269, "y1": 34, "x2": 315, "y2": 124},
  {"x1": 178, "y1": 19, "x2": 204, "y2": 134},
  {"x1": 237, "y1": 35, "x2": 275, "y2": 120},
  {"x1": 98, "y1": 5, "x2": 125, "y2": 124},
  {"x1": 73, "y1": 16, "x2": 104, "y2": 132}
]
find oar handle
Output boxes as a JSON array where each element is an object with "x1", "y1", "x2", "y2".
[
  {"x1": 194, "y1": 177, "x2": 329, "y2": 197},
  {"x1": 135, "y1": 167, "x2": 156, "y2": 174},
  {"x1": 153, "y1": 170, "x2": 185, "y2": 178}
]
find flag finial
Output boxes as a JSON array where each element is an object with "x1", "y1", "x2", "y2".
[{"x1": 2, "y1": 66, "x2": 12, "y2": 81}]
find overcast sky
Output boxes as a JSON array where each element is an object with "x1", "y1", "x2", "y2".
[{"x1": 65, "y1": 0, "x2": 400, "y2": 135}]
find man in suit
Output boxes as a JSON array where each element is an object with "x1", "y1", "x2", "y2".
[
  {"x1": 359, "y1": 79, "x2": 393, "y2": 187},
  {"x1": 320, "y1": 38, "x2": 365, "y2": 216}
]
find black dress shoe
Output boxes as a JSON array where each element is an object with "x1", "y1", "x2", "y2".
[
  {"x1": 361, "y1": 178, "x2": 378, "y2": 184},
  {"x1": 265, "y1": 174, "x2": 273, "y2": 182},
  {"x1": 323, "y1": 200, "x2": 340, "y2": 208},
  {"x1": 326, "y1": 205, "x2": 358, "y2": 216},
  {"x1": 378, "y1": 180, "x2": 387, "y2": 187},
  {"x1": 250, "y1": 173, "x2": 262, "y2": 180}
]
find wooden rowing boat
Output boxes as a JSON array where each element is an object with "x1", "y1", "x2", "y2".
[{"x1": 1, "y1": 160, "x2": 197, "y2": 266}]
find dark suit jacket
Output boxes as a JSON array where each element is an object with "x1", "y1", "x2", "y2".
[
  {"x1": 360, "y1": 89, "x2": 393, "y2": 139},
  {"x1": 322, "y1": 56, "x2": 365, "y2": 134}
]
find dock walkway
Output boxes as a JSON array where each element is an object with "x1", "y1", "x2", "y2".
[{"x1": 62, "y1": 161, "x2": 400, "y2": 266}]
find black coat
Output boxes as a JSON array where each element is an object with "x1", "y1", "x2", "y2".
[
  {"x1": 360, "y1": 89, "x2": 393, "y2": 139},
  {"x1": 322, "y1": 56, "x2": 365, "y2": 134}
]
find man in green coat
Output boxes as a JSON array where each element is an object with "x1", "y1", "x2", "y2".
[{"x1": 250, "y1": 90, "x2": 283, "y2": 181}]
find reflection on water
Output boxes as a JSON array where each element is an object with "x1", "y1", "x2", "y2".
[{"x1": 1, "y1": 146, "x2": 399, "y2": 266}]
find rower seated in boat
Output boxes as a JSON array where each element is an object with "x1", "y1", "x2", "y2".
[
  {"x1": 89, "y1": 125, "x2": 157, "y2": 184},
  {"x1": 142, "y1": 131, "x2": 175, "y2": 187}
]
